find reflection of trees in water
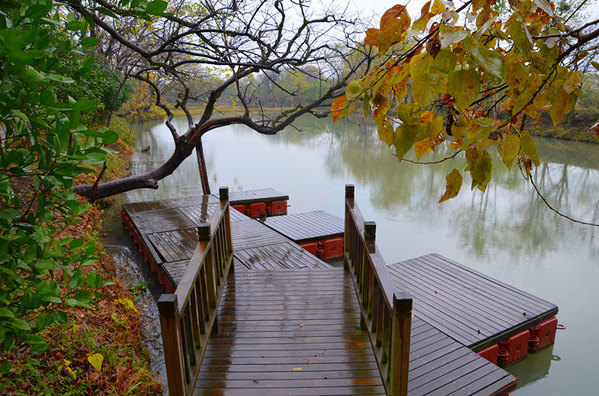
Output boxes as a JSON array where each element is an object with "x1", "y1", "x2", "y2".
[
  {"x1": 323, "y1": 123, "x2": 599, "y2": 260},
  {"x1": 129, "y1": 118, "x2": 599, "y2": 260}
]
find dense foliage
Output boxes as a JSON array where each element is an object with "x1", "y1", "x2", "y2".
[
  {"x1": 0, "y1": 0, "x2": 128, "y2": 366},
  {"x1": 334, "y1": 0, "x2": 599, "y2": 202}
]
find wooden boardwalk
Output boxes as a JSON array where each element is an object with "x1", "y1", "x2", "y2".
[
  {"x1": 119, "y1": 188, "x2": 559, "y2": 395},
  {"x1": 196, "y1": 268, "x2": 386, "y2": 395},
  {"x1": 195, "y1": 268, "x2": 515, "y2": 395}
]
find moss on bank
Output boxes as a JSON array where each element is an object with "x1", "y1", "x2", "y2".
[{"x1": 1, "y1": 116, "x2": 163, "y2": 395}]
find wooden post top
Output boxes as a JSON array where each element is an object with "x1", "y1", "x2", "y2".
[
  {"x1": 158, "y1": 293, "x2": 178, "y2": 316},
  {"x1": 393, "y1": 291, "x2": 413, "y2": 313},
  {"x1": 364, "y1": 221, "x2": 376, "y2": 241},
  {"x1": 219, "y1": 186, "x2": 229, "y2": 201},
  {"x1": 345, "y1": 184, "x2": 354, "y2": 199},
  {"x1": 198, "y1": 223, "x2": 211, "y2": 241}
]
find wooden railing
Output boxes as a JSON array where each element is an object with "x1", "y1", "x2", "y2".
[
  {"x1": 344, "y1": 184, "x2": 412, "y2": 396},
  {"x1": 158, "y1": 187, "x2": 234, "y2": 396}
]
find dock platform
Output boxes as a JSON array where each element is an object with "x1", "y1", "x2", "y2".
[
  {"x1": 120, "y1": 188, "x2": 561, "y2": 395},
  {"x1": 389, "y1": 254, "x2": 558, "y2": 352},
  {"x1": 263, "y1": 210, "x2": 344, "y2": 244},
  {"x1": 121, "y1": 191, "x2": 328, "y2": 291}
]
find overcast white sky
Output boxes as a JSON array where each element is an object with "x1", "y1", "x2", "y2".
[
  {"x1": 348, "y1": 0, "x2": 428, "y2": 18},
  {"x1": 339, "y1": 0, "x2": 598, "y2": 24}
]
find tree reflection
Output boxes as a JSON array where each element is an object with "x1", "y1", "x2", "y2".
[{"x1": 325, "y1": 120, "x2": 599, "y2": 260}]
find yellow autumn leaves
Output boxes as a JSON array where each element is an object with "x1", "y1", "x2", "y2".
[{"x1": 332, "y1": 0, "x2": 587, "y2": 202}]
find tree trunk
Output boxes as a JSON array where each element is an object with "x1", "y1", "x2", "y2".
[{"x1": 196, "y1": 137, "x2": 211, "y2": 195}]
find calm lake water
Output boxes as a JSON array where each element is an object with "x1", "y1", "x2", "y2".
[{"x1": 108, "y1": 115, "x2": 599, "y2": 394}]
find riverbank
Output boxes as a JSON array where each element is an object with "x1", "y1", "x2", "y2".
[
  {"x1": 1, "y1": 116, "x2": 163, "y2": 395},
  {"x1": 528, "y1": 109, "x2": 599, "y2": 143}
]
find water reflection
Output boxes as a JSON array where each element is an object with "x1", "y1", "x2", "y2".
[{"x1": 112, "y1": 115, "x2": 599, "y2": 394}]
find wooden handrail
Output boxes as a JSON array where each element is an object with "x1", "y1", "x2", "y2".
[
  {"x1": 344, "y1": 184, "x2": 412, "y2": 396},
  {"x1": 157, "y1": 187, "x2": 234, "y2": 396}
]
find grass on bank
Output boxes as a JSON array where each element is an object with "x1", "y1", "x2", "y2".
[{"x1": 0, "y1": 115, "x2": 163, "y2": 395}]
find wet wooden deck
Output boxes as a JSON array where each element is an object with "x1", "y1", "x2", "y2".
[
  {"x1": 121, "y1": 189, "x2": 531, "y2": 395},
  {"x1": 195, "y1": 268, "x2": 386, "y2": 395},
  {"x1": 389, "y1": 254, "x2": 558, "y2": 351},
  {"x1": 229, "y1": 188, "x2": 288, "y2": 205},
  {"x1": 194, "y1": 268, "x2": 516, "y2": 396},
  {"x1": 122, "y1": 193, "x2": 329, "y2": 289},
  {"x1": 262, "y1": 211, "x2": 344, "y2": 243}
]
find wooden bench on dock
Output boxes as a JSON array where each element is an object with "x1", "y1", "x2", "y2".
[{"x1": 121, "y1": 187, "x2": 561, "y2": 395}]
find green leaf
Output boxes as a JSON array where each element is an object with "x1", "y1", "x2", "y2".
[
  {"x1": 411, "y1": 54, "x2": 445, "y2": 105},
  {"x1": 592, "y1": 61, "x2": 599, "y2": 71},
  {"x1": 563, "y1": 71, "x2": 583, "y2": 94},
  {"x1": 101, "y1": 130, "x2": 119, "y2": 144},
  {"x1": 534, "y1": 0, "x2": 554, "y2": 16},
  {"x1": 466, "y1": 148, "x2": 492, "y2": 192},
  {"x1": 10, "y1": 318, "x2": 31, "y2": 331},
  {"x1": 46, "y1": 74, "x2": 74, "y2": 83},
  {"x1": 80, "y1": 37, "x2": 100, "y2": 47},
  {"x1": 1, "y1": 360, "x2": 9, "y2": 374},
  {"x1": 469, "y1": 45, "x2": 503, "y2": 78},
  {"x1": 73, "y1": 99, "x2": 97, "y2": 112},
  {"x1": 439, "y1": 169, "x2": 463, "y2": 202},
  {"x1": 88, "y1": 353, "x2": 104, "y2": 371},
  {"x1": 377, "y1": 119, "x2": 395, "y2": 147},
  {"x1": 86, "y1": 272, "x2": 97, "y2": 288},
  {"x1": 35, "y1": 313, "x2": 56, "y2": 330},
  {"x1": 393, "y1": 124, "x2": 419, "y2": 160},
  {"x1": 509, "y1": 19, "x2": 532, "y2": 55},
  {"x1": 23, "y1": 335, "x2": 47, "y2": 354},
  {"x1": 146, "y1": 0, "x2": 168, "y2": 15},
  {"x1": 498, "y1": 134, "x2": 520, "y2": 169},
  {"x1": 550, "y1": 89, "x2": 576, "y2": 125},
  {"x1": 520, "y1": 132, "x2": 540, "y2": 166},
  {"x1": 115, "y1": 298, "x2": 138, "y2": 313},
  {"x1": 0, "y1": 308, "x2": 14, "y2": 318},
  {"x1": 439, "y1": 25, "x2": 468, "y2": 48},
  {"x1": 69, "y1": 271, "x2": 84, "y2": 289},
  {"x1": 345, "y1": 80, "x2": 363, "y2": 101},
  {"x1": 22, "y1": 66, "x2": 45, "y2": 83},
  {"x1": 25, "y1": 4, "x2": 51, "y2": 19},
  {"x1": 448, "y1": 69, "x2": 480, "y2": 110}
]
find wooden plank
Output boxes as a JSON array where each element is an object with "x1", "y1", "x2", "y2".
[
  {"x1": 129, "y1": 208, "x2": 196, "y2": 234},
  {"x1": 122, "y1": 200, "x2": 170, "y2": 214},
  {"x1": 164, "y1": 194, "x2": 220, "y2": 208},
  {"x1": 263, "y1": 211, "x2": 344, "y2": 242},
  {"x1": 193, "y1": 386, "x2": 386, "y2": 395},
  {"x1": 182, "y1": 203, "x2": 219, "y2": 226},
  {"x1": 231, "y1": 220, "x2": 289, "y2": 250},
  {"x1": 234, "y1": 242, "x2": 330, "y2": 271},
  {"x1": 229, "y1": 207, "x2": 250, "y2": 222},
  {"x1": 227, "y1": 188, "x2": 289, "y2": 205}
]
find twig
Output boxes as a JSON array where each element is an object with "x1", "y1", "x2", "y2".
[
  {"x1": 396, "y1": 151, "x2": 460, "y2": 164},
  {"x1": 518, "y1": 159, "x2": 599, "y2": 227}
]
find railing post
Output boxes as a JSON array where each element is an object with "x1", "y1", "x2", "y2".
[
  {"x1": 345, "y1": 184, "x2": 354, "y2": 199},
  {"x1": 219, "y1": 186, "x2": 234, "y2": 273},
  {"x1": 344, "y1": 184, "x2": 354, "y2": 271},
  {"x1": 219, "y1": 186, "x2": 229, "y2": 202},
  {"x1": 197, "y1": 223, "x2": 210, "y2": 242},
  {"x1": 390, "y1": 291, "x2": 412, "y2": 396},
  {"x1": 364, "y1": 221, "x2": 376, "y2": 254},
  {"x1": 158, "y1": 293, "x2": 187, "y2": 396}
]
